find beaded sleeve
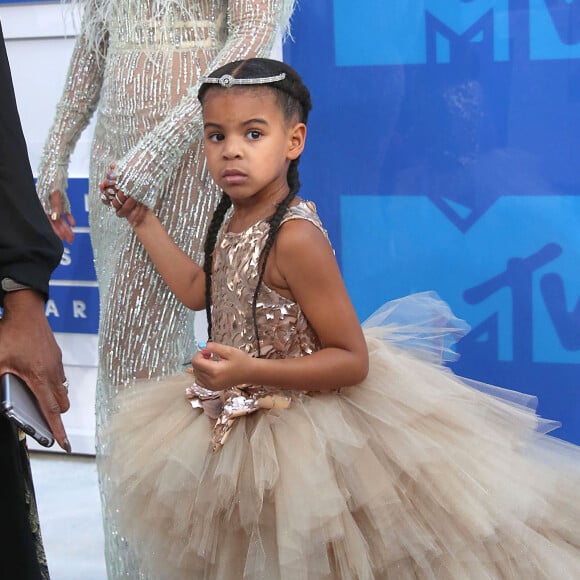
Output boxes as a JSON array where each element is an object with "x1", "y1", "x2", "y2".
[
  {"x1": 115, "y1": 0, "x2": 296, "y2": 208},
  {"x1": 36, "y1": 8, "x2": 107, "y2": 214}
]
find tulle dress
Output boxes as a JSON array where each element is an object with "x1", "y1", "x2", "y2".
[{"x1": 103, "y1": 200, "x2": 580, "y2": 579}]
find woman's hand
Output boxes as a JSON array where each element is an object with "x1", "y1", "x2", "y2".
[
  {"x1": 48, "y1": 190, "x2": 76, "y2": 244},
  {"x1": 100, "y1": 163, "x2": 148, "y2": 226},
  {"x1": 191, "y1": 342, "x2": 254, "y2": 392}
]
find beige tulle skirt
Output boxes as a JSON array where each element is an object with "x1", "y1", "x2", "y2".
[{"x1": 103, "y1": 324, "x2": 580, "y2": 579}]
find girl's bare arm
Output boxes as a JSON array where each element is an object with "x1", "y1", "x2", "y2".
[{"x1": 131, "y1": 210, "x2": 206, "y2": 310}]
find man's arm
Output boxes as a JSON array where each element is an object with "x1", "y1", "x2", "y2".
[
  {"x1": 0, "y1": 21, "x2": 63, "y2": 302},
  {"x1": 0, "y1": 21, "x2": 70, "y2": 451}
]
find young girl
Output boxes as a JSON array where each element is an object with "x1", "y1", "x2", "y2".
[{"x1": 103, "y1": 58, "x2": 580, "y2": 579}]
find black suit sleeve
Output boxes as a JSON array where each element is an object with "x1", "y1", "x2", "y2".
[{"x1": 0, "y1": 21, "x2": 63, "y2": 306}]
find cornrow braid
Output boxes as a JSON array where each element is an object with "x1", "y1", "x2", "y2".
[
  {"x1": 203, "y1": 193, "x2": 232, "y2": 340},
  {"x1": 198, "y1": 57, "x2": 312, "y2": 355},
  {"x1": 251, "y1": 160, "x2": 301, "y2": 356}
]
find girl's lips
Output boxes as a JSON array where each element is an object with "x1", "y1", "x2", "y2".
[{"x1": 222, "y1": 170, "x2": 247, "y2": 184}]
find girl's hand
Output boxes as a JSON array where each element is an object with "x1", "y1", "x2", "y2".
[
  {"x1": 191, "y1": 342, "x2": 253, "y2": 391},
  {"x1": 99, "y1": 163, "x2": 147, "y2": 226},
  {"x1": 48, "y1": 190, "x2": 76, "y2": 244}
]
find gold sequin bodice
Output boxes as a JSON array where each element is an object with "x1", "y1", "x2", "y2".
[{"x1": 212, "y1": 200, "x2": 324, "y2": 360}]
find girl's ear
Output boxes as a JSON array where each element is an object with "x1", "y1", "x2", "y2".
[{"x1": 288, "y1": 123, "x2": 307, "y2": 160}]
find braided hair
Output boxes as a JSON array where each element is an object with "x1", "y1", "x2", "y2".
[{"x1": 198, "y1": 58, "x2": 312, "y2": 355}]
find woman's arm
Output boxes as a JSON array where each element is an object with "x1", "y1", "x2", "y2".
[
  {"x1": 130, "y1": 210, "x2": 206, "y2": 311},
  {"x1": 36, "y1": 17, "x2": 107, "y2": 215},
  {"x1": 114, "y1": 0, "x2": 296, "y2": 209},
  {"x1": 192, "y1": 220, "x2": 369, "y2": 392}
]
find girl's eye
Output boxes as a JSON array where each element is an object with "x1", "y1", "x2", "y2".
[
  {"x1": 247, "y1": 130, "x2": 261, "y2": 140},
  {"x1": 207, "y1": 133, "x2": 224, "y2": 142}
]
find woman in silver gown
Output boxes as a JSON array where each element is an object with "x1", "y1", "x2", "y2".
[{"x1": 36, "y1": 1, "x2": 296, "y2": 576}]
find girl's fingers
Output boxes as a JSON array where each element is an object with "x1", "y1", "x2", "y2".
[{"x1": 125, "y1": 203, "x2": 147, "y2": 226}]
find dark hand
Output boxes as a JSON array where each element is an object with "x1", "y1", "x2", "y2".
[{"x1": 0, "y1": 291, "x2": 71, "y2": 452}]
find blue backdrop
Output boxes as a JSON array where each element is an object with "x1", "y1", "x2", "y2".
[{"x1": 284, "y1": 0, "x2": 580, "y2": 444}]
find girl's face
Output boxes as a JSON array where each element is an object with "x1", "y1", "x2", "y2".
[{"x1": 201, "y1": 87, "x2": 305, "y2": 209}]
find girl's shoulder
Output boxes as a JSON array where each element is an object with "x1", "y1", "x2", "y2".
[{"x1": 282, "y1": 199, "x2": 328, "y2": 239}]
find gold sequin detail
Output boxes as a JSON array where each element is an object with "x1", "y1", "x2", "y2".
[
  {"x1": 212, "y1": 201, "x2": 325, "y2": 360},
  {"x1": 184, "y1": 202, "x2": 327, "y2": 449}
]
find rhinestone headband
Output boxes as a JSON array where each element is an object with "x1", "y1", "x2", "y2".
[{"x1": 199, "y1": 72, "x2": 286, "y2": 88}]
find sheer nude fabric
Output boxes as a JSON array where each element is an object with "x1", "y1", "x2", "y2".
[
  {"x1": 36, "y1": 1, "x2": 295, "y2": 576},
  {"x1": 104, "y1": 201, "x2": 580, "y2": 579}
]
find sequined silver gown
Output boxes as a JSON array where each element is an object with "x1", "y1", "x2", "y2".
[
  {"x1": 36, "y1": 1, "x2": 295, "y2": 576},
  {"x1": 103, "y1": 201, "x2": 580, "y2": 579}
]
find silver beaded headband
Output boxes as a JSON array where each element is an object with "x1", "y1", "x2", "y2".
[{"x1": 199, "y1": 72, "x2": 286, "y2": 88}]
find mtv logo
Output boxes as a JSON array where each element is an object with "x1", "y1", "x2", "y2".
[
  {"x1": 341, "y1": 194, "x2": 580, "y2": 365},
  {"x1": 334, "y1": 0, "x2": 509, "y2": 66},
  {"x1": 529, "y1": 0, "x2": 580, "y2": 60}
]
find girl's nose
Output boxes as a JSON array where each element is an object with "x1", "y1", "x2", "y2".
[{"x1": 223, "y1": 138, "x2": 242, "y2": 159}]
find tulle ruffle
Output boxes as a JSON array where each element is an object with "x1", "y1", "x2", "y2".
[{"x1": 103, "y1": 293, "x2": 580, "y2": 579}]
